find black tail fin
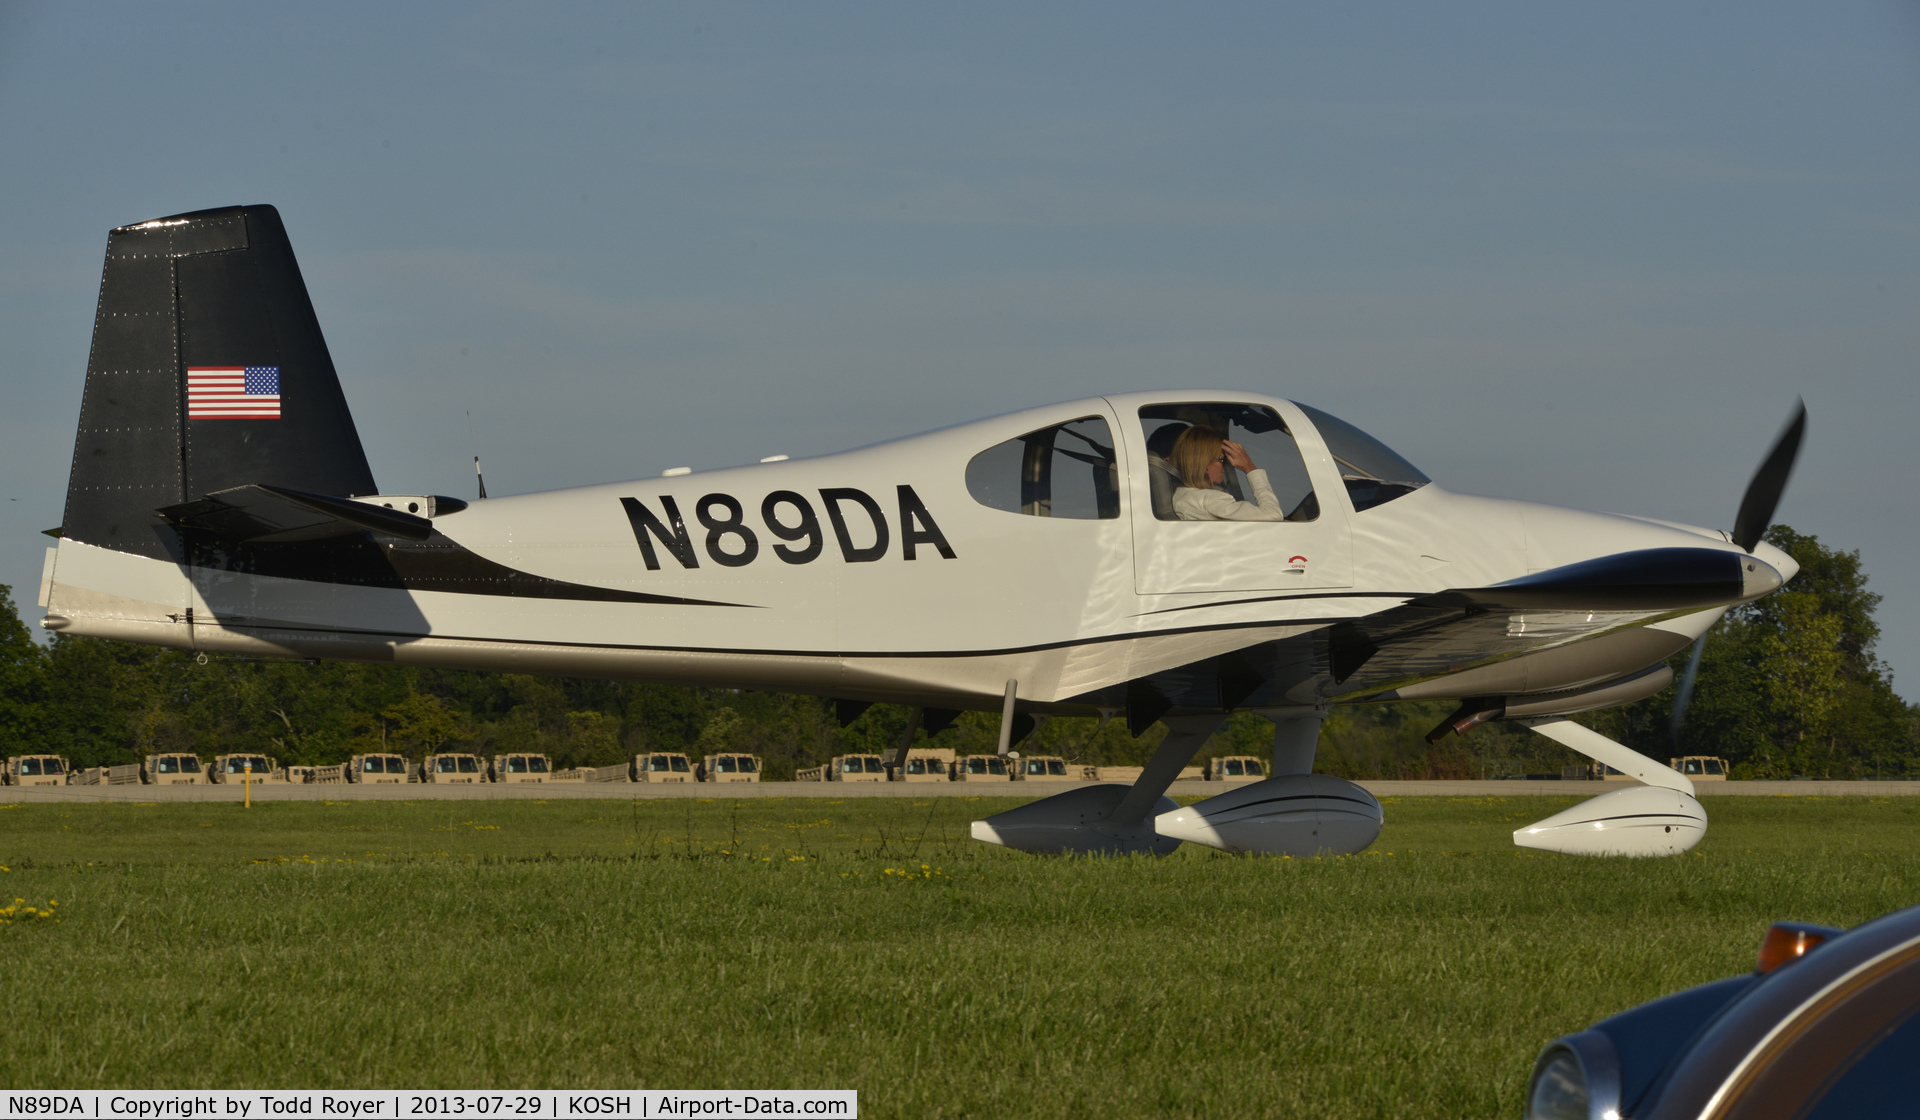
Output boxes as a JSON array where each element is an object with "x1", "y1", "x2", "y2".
[{"x1": 61, "y1": 205, "x2": 377, "y2": 558}]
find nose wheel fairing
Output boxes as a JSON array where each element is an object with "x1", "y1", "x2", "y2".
[{"x1": 1513, "y1": 786, "x2": 1707, "y2": 857}]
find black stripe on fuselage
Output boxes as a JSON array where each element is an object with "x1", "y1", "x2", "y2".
[{"x1": 183, "y1": 528, "x2": 753, "y2": 608}]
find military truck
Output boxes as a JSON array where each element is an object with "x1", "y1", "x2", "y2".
[
  {"x1": 3, "y1": 756, "x2": 71, "y2": 786},
  {"x1": 1670, "y1": 756, "x2": 1730, "y2": 781},
  {"x1": 209, "y1": 754, "x2": 284, "y2": 783},
  {"x1": 142, "y1": 754, "x2": 206, "y2": 784},
  {"x1": 698, "y1": 753, "x2": 762, "y2": 782},
  {"x1": 348, "y1": 754, "x2": 413, "y2": 783},
  {"x1": 491, "y1": 753, "x2": 556, "y2": 783},
  {"x1": 632, "y1": 752, "x2": 695, "y2": 783},
  {"x1": 1204, "y1": 756, "x2": 1267, "y2": 782},
  {"x1": 420, "y1": 753, "x2": 485, "y2": 783},
  {"x1": 1013, "y1": 756, "x2": 1078, "y2": 782},
  {"x1": 891, "y1": 748, "x2": 955, "y2": 783},
  {"x1": 952, "y1": 755, "x2": 1015, "y2": 781},
  {"x1": 795, "y1": 754, "x2": 886, "y2": 782}
]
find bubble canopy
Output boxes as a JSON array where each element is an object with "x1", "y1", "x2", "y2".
[{"x1": 1295, "y1": 403, "x2": 1430, "y2": 512}]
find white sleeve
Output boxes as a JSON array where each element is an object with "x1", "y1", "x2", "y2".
[{"x1": 1203, "y1": 469, "x2": 1284, "y2": 522}]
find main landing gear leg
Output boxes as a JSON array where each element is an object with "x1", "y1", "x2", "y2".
[
  {"x1": 1512, "y1": 716, "x2": 1706, "y2": 857},
  {"x1": 971, "y1": 714, "x2": 1225, "y2": 855}
]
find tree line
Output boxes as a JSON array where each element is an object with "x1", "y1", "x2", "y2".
[{"x1": 0, "y1": 526, "x2": 1910, "y2": 780}]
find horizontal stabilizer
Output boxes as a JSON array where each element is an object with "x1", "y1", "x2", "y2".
[{"x1": 159, "y1": 484, "x2": 434, "y2": 543}]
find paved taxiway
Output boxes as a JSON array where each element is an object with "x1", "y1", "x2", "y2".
[{"x1": 5, "y1": 779, "x2": 1916, "y2": 803}]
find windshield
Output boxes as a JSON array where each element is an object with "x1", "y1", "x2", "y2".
[
  {"x1": 457, "y1": 757, "x2": 479, "y2": 773},
  {"x1": 1294, "y1": 404, "x2": 1429, "y2": 512}
]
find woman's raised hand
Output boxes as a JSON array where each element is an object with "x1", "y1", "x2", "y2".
[{"x1": 1222, "y1": 439, "x2": 1256, "y2": 473}]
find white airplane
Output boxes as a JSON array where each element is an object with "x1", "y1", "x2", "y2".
[{"x1": 39, "y1": 206, "x2": 1803, "y2": 859}]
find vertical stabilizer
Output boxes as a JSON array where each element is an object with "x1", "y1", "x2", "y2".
[{"x1": 61, "y1": 205, "x2": 377, "y2": 559}]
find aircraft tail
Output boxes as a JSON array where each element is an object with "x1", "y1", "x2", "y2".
[{"x1": 60, "y1": 205, "x2": 376, "y2": 559}]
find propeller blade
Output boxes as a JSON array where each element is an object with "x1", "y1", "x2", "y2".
[
  {"x1": 1731, "y1": 400, "x2": 1807, "y2": 553},
  {"x1": 1669, "y1": 632, "x2": 1709, "y2": 747}
]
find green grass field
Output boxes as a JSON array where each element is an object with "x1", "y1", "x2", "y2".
[{"x1": 2, "y1": 794, "x2": 1917, "y2": 1118}]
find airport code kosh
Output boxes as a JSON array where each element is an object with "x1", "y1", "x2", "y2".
[{"x1": 2, "y1": 1093, "x2": 856, "y2": 1119}]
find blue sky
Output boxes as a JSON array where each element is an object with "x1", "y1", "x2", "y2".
[{"x1": 2, "y1": 2, "x2": 1916, "y2": 692}]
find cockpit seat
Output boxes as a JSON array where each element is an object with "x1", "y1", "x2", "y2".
[{"x1": 1148, "y1": 458, "x2": 1180, "y2": 520}]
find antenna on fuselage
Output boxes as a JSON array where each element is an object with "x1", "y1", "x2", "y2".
[{"x1": 468, "y1": 410, "x2": 488, "y2": 499}]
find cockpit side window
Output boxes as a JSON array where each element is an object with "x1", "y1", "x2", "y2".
[
  {"x1": 1137, "y1": 403, "x2": 1318, "y2": 523},
  {"x1": 965, "y1": 416, "x2": 1120, "y2": 519},
  {"x1": 1294, "y1": 404, "x2": 1429, "y2": 512}
]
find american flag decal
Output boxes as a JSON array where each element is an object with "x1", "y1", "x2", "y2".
[{"x1": 187, "y1": 366, "x2": 281, "y2": 419}]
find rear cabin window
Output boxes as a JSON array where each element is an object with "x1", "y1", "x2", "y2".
[
  {"x1": 1294, "y1": 403, "x2": 1429, "y2": 512},
  {"x1": 1138, "y1": 403, "x2": 1318, "y2": 522},
  {"x1": 966, "y1": 415, "x2": 1120, "y2": 519}
]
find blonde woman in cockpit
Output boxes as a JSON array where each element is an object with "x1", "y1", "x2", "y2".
[{"x1": 1169, "y1": 425, "x2": 1284, "y2": 522}]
